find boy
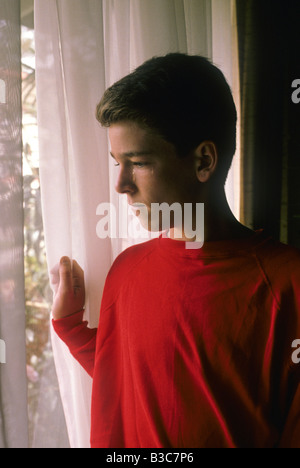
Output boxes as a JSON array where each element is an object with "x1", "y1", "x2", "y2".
[{"x1": 52, "y1": 53, "x2": 300, "y2": 448}]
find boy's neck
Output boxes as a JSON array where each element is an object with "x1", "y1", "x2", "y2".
[{"x1": 169, "y1": 186, "x2": 254, "y2": 243}]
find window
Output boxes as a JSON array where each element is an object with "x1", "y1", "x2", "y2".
[{"x1": 21, "y1": 5, "x2": 70, "y2": 448}]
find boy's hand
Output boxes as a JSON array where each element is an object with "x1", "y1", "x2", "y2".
[{"x1": 50, "y1": 257, "x2": 85, "y2": 320}]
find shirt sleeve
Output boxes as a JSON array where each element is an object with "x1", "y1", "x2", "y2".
[{"x1": 52, "y1": 310, "x2": 97, "y2": 378}]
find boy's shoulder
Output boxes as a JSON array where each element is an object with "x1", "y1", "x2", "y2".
[
  {"x1": 104, "y1": 238, "x2": 158, "y2": 291},
  {"x1": 99, "y1": 239, "x2": 160, "y2": 306},
  {"x1": 254, "y1": 236, "x2": 300, "y2": 290},
  {"x1": 255, "y1": 236, "x2": 300, "y2": 266}
]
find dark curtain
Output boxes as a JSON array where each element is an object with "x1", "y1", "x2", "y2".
[
  {"x1": 0, "y1": 0, "x2": 28, "y2": 447},
  {"x1": 236, "y1": 0, "x2": 300, "y2": 248}
]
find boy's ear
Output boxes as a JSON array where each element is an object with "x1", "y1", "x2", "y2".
[{"x1": 194, "y1": 141, "x2": 218, "y2": 183}]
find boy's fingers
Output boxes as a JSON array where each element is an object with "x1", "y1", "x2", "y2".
[
  {"x1": 72, "y1": 259, "x2": 83, "y2": 275},
  {"x1": 58, "y1": 256, "x2": 73, "y2": 292},
  {"x1": 50, "y1": 257, "x2": 84, "y2": 296},
  {"x1": 50, "y1": 263, "x2": 60, "y2": 294},
  {"x1": 50, "y1": 263, "x2": 59, "y2": 283},
  {"x1": 72, "y1": 259, "x2": 84, "y2": 282},
  {"x1": 71, "y1": 260, "x2": 85, "y2": 297}
]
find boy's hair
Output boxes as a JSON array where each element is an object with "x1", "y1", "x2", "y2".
[{"x1": 96, "y1": 53, "x2": 237, "y2": 184}]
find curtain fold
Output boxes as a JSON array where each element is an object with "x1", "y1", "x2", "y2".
[
  {"x1": 0, "y1": 0, "x2": 28, "y2": 448},
  {"x1": 35, "y1": 0, "x2": 111, "y2": 448},
  {"x1": 35, "y1": 0, "x2": 238, "y2": 447}
]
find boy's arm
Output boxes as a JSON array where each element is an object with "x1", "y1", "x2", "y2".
[
  {"x1": 50, "y1": 257, "x2": 97, "y2": 377},
  {"x1": 52, "y1": 309, "x2": 97, "y2": 377}
]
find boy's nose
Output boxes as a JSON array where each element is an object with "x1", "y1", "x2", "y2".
[{"x1": 115, "y1": 166, "x2": 136, "y2": 194}]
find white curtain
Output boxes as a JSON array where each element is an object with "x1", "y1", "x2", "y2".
[
  {"x1": 0, "y1": 0, "x2": 28, "y2": 448},
  {"x1": 35, "y1": 0, "x2": 240, "y2": 448}
]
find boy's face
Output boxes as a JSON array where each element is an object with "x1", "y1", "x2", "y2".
[{"x1": 109, "y1": 121, "x2": 199, "y2": 231}]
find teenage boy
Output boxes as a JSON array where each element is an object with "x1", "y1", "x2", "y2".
[{"x1": 51, "y1": 53, "x2": 300, "y2": 448}]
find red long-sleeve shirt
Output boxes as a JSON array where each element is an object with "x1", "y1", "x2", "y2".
[{"x1": 53, "y1": 231, "x2": 300, "y2": 448}]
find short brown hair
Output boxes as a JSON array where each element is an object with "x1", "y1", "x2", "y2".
[{"x1": 96, "y1": 53, "x2": 237, "y2": 184}]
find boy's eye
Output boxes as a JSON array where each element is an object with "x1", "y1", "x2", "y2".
[
  {"x1": 132, "y1": 162, "x2": 149, "y2": 168},
  {"x1": 113, "y1": 161, "x2": 150, "y2": 168}
]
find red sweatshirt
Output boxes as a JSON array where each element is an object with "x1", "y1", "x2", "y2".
[{"x1": 53, "y1": 231, "x2": 300, "y2": 448}]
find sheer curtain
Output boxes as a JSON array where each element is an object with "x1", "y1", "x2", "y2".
[
  {"x1": 35, "y1": 0, "x2": 239, "y2": 448},
  {"x1": 0, "y1": 0, "x2": 28, "y2": 448}
]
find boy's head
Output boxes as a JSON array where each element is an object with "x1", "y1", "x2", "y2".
[{"x1": 96, "y1": 53, "x2": 237, "y2": 185}]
